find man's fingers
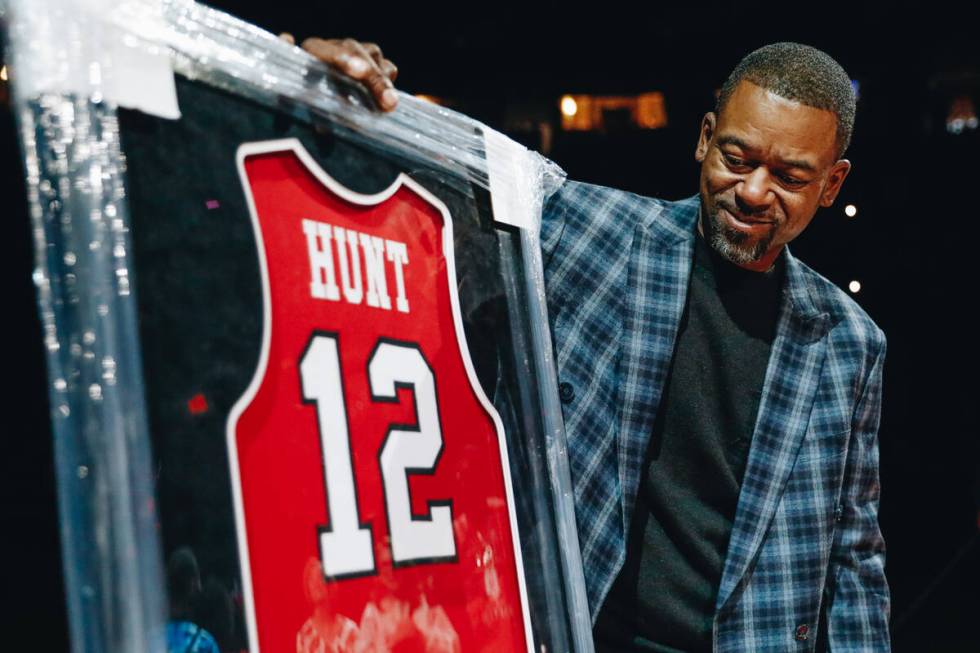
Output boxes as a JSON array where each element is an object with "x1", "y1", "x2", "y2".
[
  {"x1": 301, "y1": 38, "x2": 370, "y2": 79},
  {"x1": 362, "y1": 67, "x2": 397, "y2": 111},
  {"x1": 345, "y1": 40, "x2": 398, "y2": 110},
  {"x1": 360, "y1": 42, "x2": 384, "y2": 64},
  {"x1": 278, "y1": 32, "x2": 296, "y2": 45},
  {"x1": 359, "y1": 43, "x2": 398, "y2": 83},
  {"x1": 300, "y1": 37, "x2": 398, "y2": 111},
  {"x1": 355, "y1": 41, "x2": 398, "y2": 81},
  {"x1": 302, "y1": 37, "x2": 398, "y2": 110},
  {"x1": 344, "y1": 40, "x2": 398, "y2": 110},
  {"x1": 381, "y1": 59, "x2": 398, "y2": 83}
]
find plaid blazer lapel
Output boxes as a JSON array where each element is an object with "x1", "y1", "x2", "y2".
[
  {"x1": 616, "y1": 197, "x2": 698, "y2": 536},
  {"x1": 715, "y1": 250, "x2": 831, "y2": 613}
]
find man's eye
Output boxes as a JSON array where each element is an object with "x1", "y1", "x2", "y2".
[
  {"x1": 723, "y1": 153, "x2": 747, "y2": 167},
  {"x1": 778, "y1": 173, "x2": 807, "y2": 187}
]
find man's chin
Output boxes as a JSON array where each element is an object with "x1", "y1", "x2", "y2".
[
  {"x1": 710, "y1": 234, "x2": 761, "y2": 265},
  {"x1": 707, "y1": 220, "x2": 770, "y2": 265},
  {"x1": 701, "y1": 202, "x2": 771, "y2": 264}
]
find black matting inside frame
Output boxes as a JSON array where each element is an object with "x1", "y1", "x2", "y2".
[{"x1": 118, "y1": 75, "x2": 551, "y2": 650}]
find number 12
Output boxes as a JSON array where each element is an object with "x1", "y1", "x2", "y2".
[{"x1": 299, "y1": 333, "x2": 457, "y2": 580}]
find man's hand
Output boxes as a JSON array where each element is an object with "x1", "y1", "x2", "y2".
[{"x1": 280, "y1": 33, "x2": 399, "y2": 111}]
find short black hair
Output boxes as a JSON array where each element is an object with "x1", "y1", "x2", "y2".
[{"x1": 717, "y1": 42, "x2": 856, "y2": 158}]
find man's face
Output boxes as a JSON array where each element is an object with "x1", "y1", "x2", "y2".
[{"x1": 695, "y1": 80, "x2": 851, "y2": 271}]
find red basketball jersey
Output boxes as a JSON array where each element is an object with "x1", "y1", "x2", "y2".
[{"x1": 229, "y1": 139, "x2": 533, "y2": 653}]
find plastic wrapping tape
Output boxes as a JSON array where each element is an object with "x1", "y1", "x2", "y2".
[
  {"x1": 486, "y1": 128, "x2": 537, "y2": 231},
  {"x1": 3, "y1": 0, "x2": 180, "y2": 117}
]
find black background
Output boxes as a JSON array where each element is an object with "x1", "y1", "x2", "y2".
[{"x1": 4, "y1": 0, "x2": 978, "y2": 650}]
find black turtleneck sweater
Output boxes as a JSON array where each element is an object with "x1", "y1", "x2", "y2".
[{"x1": 593, "y1": 229, "x2": 784, "y2": 652}]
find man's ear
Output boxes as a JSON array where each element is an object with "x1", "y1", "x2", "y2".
[
  {"x1": 819, "y1": 159, "x2": 852, "y2": 207},
  {"x1": 695, "y1": 112, "x2": 716, "y2": 163}
]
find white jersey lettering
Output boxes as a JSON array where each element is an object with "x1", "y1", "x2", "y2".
[{"x1": 302, "y1": 218, "x2": 410, "y2": 313}]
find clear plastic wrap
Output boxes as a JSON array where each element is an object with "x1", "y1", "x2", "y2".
[
  {"x1": 10, "y1": 68, "x2": 168, "y2": 653},
  {"x1": 6, "y1": 0, "x2": 591, "y2": 652}
]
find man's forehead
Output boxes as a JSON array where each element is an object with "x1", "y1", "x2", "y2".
[{"x1": 717, "y1": 81, "x2": 839, "y2": 164}]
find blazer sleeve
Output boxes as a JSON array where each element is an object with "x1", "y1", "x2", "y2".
[{"x1": 826, "y1": 333, "x2": 891, "y2": 651}]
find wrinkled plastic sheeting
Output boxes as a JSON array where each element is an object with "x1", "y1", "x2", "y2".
[
  {"x1": 7, "y1": 0, "x2": 566, "y2": 225},
  {"x1": 4, "y1": 0, "x2": 588, "y2": 651}
]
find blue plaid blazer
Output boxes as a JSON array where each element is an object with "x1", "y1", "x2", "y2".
[{"x1": 540, "y1": 181, "x2": 889, "y2": 652}]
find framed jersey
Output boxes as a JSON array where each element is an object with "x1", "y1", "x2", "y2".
[
  {"x1": 6, "y1": 1, "x2": 591, "y2": 652},
  {"x1": 230, "y1": 139, "x2": 532, "y2": 651}
]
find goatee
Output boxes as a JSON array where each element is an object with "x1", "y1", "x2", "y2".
[{"x1": 702, "y1": 203, "x2": 775, "y2": 266}]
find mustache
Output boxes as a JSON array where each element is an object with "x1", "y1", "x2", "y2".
[{"x1": 716, "y1": 199, "x2": 775, "y2": 223}]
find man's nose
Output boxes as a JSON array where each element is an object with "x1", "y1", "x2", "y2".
[{"x1": 736, "y1": 167, "x2": 774, "y2": 213}]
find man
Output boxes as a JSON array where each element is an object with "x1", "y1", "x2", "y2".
[{"x1": 304, "y1": 38, "x2": 889, "y2": 652}]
